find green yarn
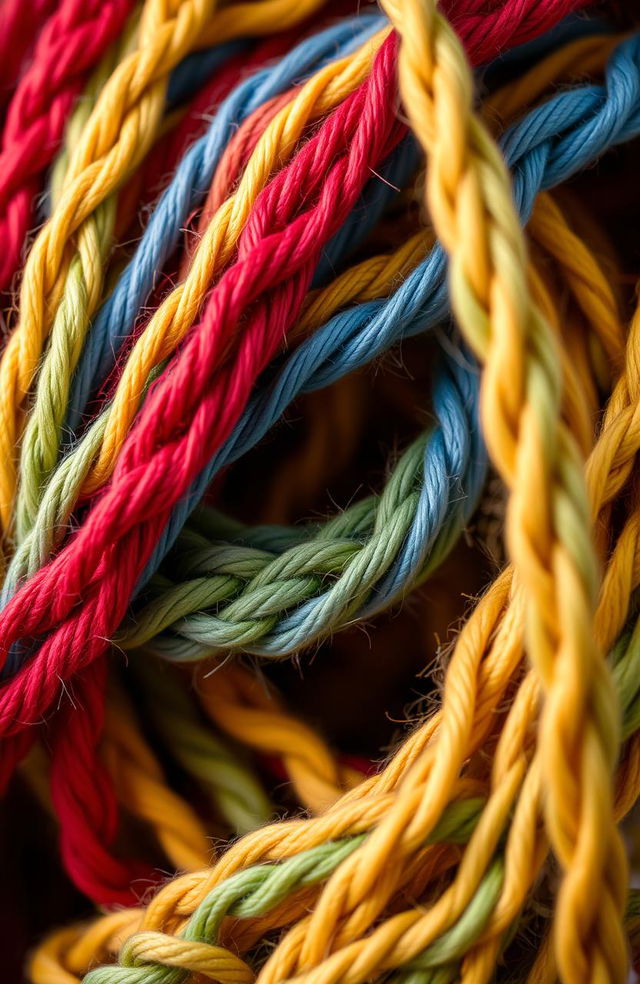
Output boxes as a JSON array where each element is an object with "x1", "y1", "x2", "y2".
[
  {"x1": 612, "y1": 617, "x2": 640, "y2": 741},
  {"x1": 83, "y1": 797, "x2": 485, "y2": 984},
  {"x1": 120, "y1": 433, "x2": 459, "y2": 659},
  {"x1": 6, "y1": 417, "x2": 106, "y2": 591},
  {"x1": 14, "y1": 25, "x2": 137, "y2": 547},
  {"x1": 390, "y1": 859, "x2": 504, "y2": 982},
  {"x1": 132, "y1": 657, "x2": 272, "y2": 834}
]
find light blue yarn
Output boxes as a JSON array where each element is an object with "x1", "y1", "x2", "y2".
[
  {"x1": 138, "y1": 31, "x2": 640, "y2": 616},
  {"x1": 8, "y1": 32, "x2": 640, "y2": 666},
  {"x1": 146, "y1": 350, "x2": 484, "y2": 659},
  {"x1": 64, "y1": 13, "x2": 386, "y2": 435}
]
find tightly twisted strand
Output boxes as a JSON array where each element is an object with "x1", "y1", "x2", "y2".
[
  {"x1": 23, "y1": 19, "x2": 640, "y2": 980},
  {"x1": 380, "y1": 3, "x2": 626, "y2": 981},
  {"x1": 0, "y1": 0, "x2": 331, "y2": 538},
  {"x1": 32, "y1": 169, "x2": 620, "y2": 984},
  {"x1": 122, "y1": 368, "x2": 481, "y2": 659},
  {"x1": 0, "y1": 37, "x2": 405, "y2": 903},
  {"x1": 2, "y1": 9, "x2": 624, "y2": 668},
  {"x1": 0, "y1": 36, "x2": 403, "y2": 728},
  {"x1": 13, "y1": 16, "x2": 136, "y2": 549},
  {"x1": 139, "y1": 17, "x2": 636, "y2": 974},
  {"x1": 0, "y1": 0, "x2": 222, "y2": 535},
  {"x1": 6, "y1": 21, "x2": 389, "y2": 593},
  {"x1": 138, "y1": 31, "x2": 640, "y2": 602},
  {"x1": 6, "y1": 0, "x2": 602, "y2": 594},
  {"x1": 63, "y1": 14, "x2": 384, "y2": 439},
  {"x1": 0, "y1": 26, "x2": 636, "y2": 904},
  {"x1": 119, "y1": 37, "x2": 640, "y2": 659},
  {"x1": 0, "y1": 0, "x2": 134, "y2": 294},
  {"x1": 82, "y1": 798, "x2": 484, "y2": 984}
]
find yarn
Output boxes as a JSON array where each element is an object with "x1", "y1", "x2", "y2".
[
  {"x1": 0, "y1": 0, "x2": 135, "y2": 295},
  {"x1": 0, "y1": 15, "x2": 632, "y2": 912},
  {"x1": 0, "y1": 0, "x2": 330, "y2": 537},
  {"x1": 0, "y1": 33, "x2": 406, "y2": 905},
  {"x1": 320, "y1": 3, "x2": 625, "y2": 978},
  {"x1": 36, "y1": 17, "x2": 640, "y2": 984},
  {"x1": 6, "y1": 1, "x2": 640, "y2": 979},
  {"x1": 114, "y1": 41, "x2": 638, "y2": 660},
  {"x1": 10, "y1": 14, "x2": 385, "y2": 576},
  {"x1": 3, "y1": 21, "x2": 628, "y2": 657},
  {"x1": 2, "y1": 3, "x2": 608, "y2": 656}
]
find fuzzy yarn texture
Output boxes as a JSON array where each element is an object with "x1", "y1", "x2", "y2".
[{"x1": 4, "y1": 2, "x2": 640, "y2": 984}]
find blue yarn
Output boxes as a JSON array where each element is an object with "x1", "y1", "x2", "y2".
[
  {"x1": 149, "y1": 349, "x2": 483, "y2": 660},
  {"x1": 9, "y1": 32, "x2": 640, "y2": 667},
  {"x1": 65, "y1": 13, "x2": 385, "y2": 435},
  {"x1": 139, "y1": 32, "x2": 640, "y2": 617}
]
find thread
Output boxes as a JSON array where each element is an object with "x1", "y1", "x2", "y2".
[
  {"x1": 1, "y1": 21, "x2": 636, "y2": 908},
  {"x1": 0, "y1": 0, "x2": 135, "y2": 295},
  {"x1": 42, "y1": 18, "x2": 640, "y2": 984},
  {"x1": 5, "y1": 2, "x2": 640, "y2": 978}
]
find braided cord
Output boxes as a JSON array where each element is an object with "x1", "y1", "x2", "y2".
[
  {"x1": 14, "y1": 16, "x2": 139, "y2": 543},
  {"x1": 3, "y1": 24, "x2": 389, "y2": 598},
  {"x1": 0, "y1": 0, "x2": 220, "y2": 536},
  {"x1": 380, "y1": 3, "x2": 627, "y2": 981}
]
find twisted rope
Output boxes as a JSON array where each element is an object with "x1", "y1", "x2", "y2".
[
  {"x1": 377, "y1": 5, "x2": 626, "y2": 980},
  {"x1": 0, "y1": 0, "x2": 134, "y2": 294}
]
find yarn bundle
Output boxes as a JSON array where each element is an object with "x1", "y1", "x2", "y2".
[{"x1": 2, "y1": 0, "x2": 640, "y2": 981}]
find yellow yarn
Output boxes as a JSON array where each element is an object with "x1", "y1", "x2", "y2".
[
  {"x1": 82, "y1": 27, "x2": 389, "y2": 494},
  {"x1": 197, "y1": 664, "x2": 363, "y2": 814},
  {"x1": 23, "y1": 21, "x2": 640, "y2": 984},
  {"x1": 0, "y1": 0, "x2": 331, "y2": 541},
  {"x1": 378, "y1": 5, "x2": 627, "y2": 983},
  {"x1": 25, "y1": 181, "x2": 632, "y2": 984}
]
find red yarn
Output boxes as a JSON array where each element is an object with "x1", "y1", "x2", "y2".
[
  {"x1": 0, "y1": 34, "x2": 401, "y2": 905},
  {"x1": 0, "y1": 0, "x2": 134, "y2": 294},
  {"x1": 115, "y1": 35, "x2": 297, "y2": 244},
  {"x1": 442, "y1": 0, "x2": 592, "y2": 64},
  {"x1": 0, "y1": 0, "x2": 594, "y2": 902},
  {"x1": 0, "y1": 0, "x2": 57, "y2": 120}
]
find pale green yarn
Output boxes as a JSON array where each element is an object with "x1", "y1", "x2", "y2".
[
  {"x1": 611, "y1": 615, "x2": 640, "y2": 740},
  {"x1": 132, "y1": 656, "x2": 272, "y2": 834},
  {"x1": 83, "y1": 797, "x2": 485, "y2": 984},
  {"x1": 119, "y1": 434, "x2": 448, "y2": 659},
  {"x1": 5, "y1": 416, "x2": 106, "y2": 593},
  {"x1": 14, "y1": 23, "x2": 139, "y2": 545},
  {"x1": 390, "y1": 859, "x2": 504, "y2": 983}
]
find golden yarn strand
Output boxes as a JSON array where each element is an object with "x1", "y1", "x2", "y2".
[
  {"x1": 24, "y1": 28, "x2": 637, "y2": 984},
  {"x1": 376, "y1": 5, "x2": 627, "y2": 983}
]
